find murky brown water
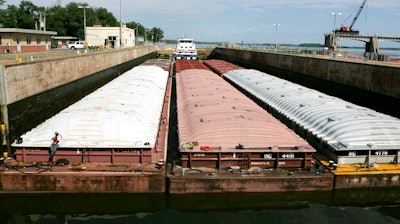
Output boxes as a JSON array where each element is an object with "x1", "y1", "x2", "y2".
[{"x1": 1, "y1": 188, "x2": 399, "y2": 224}]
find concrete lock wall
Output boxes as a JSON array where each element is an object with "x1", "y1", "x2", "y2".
[
  {"x1": 1, "y1": 46, "x2": 157, "y2": 142},
  {"x1": 212, "y1": 47, "x2": 400, "y2": 118}
]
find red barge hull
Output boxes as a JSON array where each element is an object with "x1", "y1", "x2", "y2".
[
  {"x1": 167, "y1": 170, "x2": 333, "y2": 194},
  {"x1": 0, "y1": 163, "x2": 165, "y2": 193}
]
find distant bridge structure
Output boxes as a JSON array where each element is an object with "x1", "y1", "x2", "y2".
[{"x1": 325, "y1": 33, "x2": 400, "y2": 60}]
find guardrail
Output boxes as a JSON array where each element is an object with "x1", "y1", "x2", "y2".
[
  {"x1": 226, "y1": 45, "x2": 400, "y2": 64},
  {"x1": 0, "y1": 47, "x2": 136, "y2": 65}
]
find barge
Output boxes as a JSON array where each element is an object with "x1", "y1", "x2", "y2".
[
  {"x1": 2, "y1": 60, "x2": 172, "y2": 193},
  {"x1": 222, "y1": 68, "x2": 400, "y2": 189},
  {"x1": 167, "y1": 60, "x2": 333, "y2": 194},
  {"x1": 223, "y1": 69, "x2": 400, "y2": 166}
]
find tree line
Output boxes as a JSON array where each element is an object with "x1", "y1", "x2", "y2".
[{"x1": 0, "y1": 1, "x2": 164, "y2": 42}]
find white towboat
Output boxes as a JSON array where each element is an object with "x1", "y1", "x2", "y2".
[{"x1": 173, "y1": 36, "x2": 198, "y2": 60}]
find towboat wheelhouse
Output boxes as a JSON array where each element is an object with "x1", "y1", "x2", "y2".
[{"x1": 173, "y1": 36, "x2": 198, "y2": 60}]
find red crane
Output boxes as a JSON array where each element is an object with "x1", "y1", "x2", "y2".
[{"x1": 336, "y1": 0, "x2": 368, "y2": 35}]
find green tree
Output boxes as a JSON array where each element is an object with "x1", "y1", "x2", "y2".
[
  {"x1": 63, "y1": 2, "x2": 92, "y2": 40},
  {"x1": 45, "y1": 5, "x2": 68, "y2": 35},
  {"x1": 0, "y1": 5, "x2": 18, "y2": 28},
  {"x1": 16, "y1": 1, "x2": 42, "y2": 29},
  {"x1": 125, "y1": 22, "x2": 145, "y2": 37},
  {"x1": 45, "y1": 3, "x2": 118, "y2": 39},
  {"x1": 0, "y1": 1, "x2": 42, "y2": 29},
  {"x1": 150, "y1": 27, "x2": 164, "y2": 42},
  {"x1": 61, "y1": 3, "x2": 117, "y2": 40},
  {"x1": 0, "y1": 0, "x2": 165, "y2": 43},
  {"x1": 94, "y1": 7, "x2": 118, "y2": 27}
]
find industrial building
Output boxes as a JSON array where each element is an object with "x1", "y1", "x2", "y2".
[
  {"x1": 86, "y1": 26, "x2": 135, "y2": 48},
  {"x1": 0, "y1": 28, "x2": 57, "y2": 53}
]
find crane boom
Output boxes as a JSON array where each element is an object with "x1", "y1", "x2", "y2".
[
  {"x1": 349, "y1": 0, "x2": 367, "y2": 29},
  {"x1": 336, "y1": 0, "x2": 368, "y2": 35}
]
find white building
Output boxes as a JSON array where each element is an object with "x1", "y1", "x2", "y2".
[{"x1": 86, "y1": 25, "x2": 135, "y2": 48}]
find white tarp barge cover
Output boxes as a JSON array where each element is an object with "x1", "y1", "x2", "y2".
[{"x1": 13, "y1": 66, "x2": 169, "y2": 149}]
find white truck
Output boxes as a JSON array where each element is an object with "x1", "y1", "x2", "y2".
[{"x1": 67, "y1": 41, "x2": 87, "y2": 49}]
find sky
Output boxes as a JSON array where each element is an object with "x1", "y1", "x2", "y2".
[{"x1": 3, "y1": 0, "x2": 400, "y2": 46}]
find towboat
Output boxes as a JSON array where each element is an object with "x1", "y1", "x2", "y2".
[{"x1": 173, "y1": 36, "x2": 198, "y2": 60}]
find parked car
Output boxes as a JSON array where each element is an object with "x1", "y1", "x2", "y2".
[{"x1": 67, "y1": 41, "x2": 91, "y2": 49}]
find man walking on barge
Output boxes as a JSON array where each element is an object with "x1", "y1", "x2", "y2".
[{"x1": 49, "y1": 131, "x2": 61, "y2": 163}]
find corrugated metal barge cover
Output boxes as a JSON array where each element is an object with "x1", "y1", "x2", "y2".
[
  {"x1": 175, "y1": 60, "x2": 211, "y2": 73},
  {"x1": 203, "y1": 59, "x2": 244, "y2": 74},
  {"x1": 141, "y1": 59, "x2": 171, "y2": 71},
  {"x1": 175, "y1": 69, "x2": 314, "y2": 152},
  {"x1": 14, "y1": 66, "x2": 169, "y2": 148},
  {"x1": 224, "y1": 69, "x2": 400, "y2": 151}
]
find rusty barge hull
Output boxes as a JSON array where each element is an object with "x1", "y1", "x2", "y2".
[
  {"x1": 315, "y1": 154, "x2": 400, "y2": 189},
  {"x1": 334, "y1": 173, "x2": 400, "y2": 189},
  {"x1": 167, "y1": 171, "x2": 333, "y2": 194},
  {"x1": 0, "y1": 170, "x2": 165, "y2": 193}
]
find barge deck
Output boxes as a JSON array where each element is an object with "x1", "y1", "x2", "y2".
[
  {"x1": 0, "y1": 159, "x2": 165, "y2": 193},
  {"x1": 167, "y1": 166, "x2": 333, "y2": 194},
  {"x1": 315, "y1": 154, "x2": 400, "y2": 189}
]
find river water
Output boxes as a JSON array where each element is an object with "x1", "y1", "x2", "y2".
[
  {"x1": 1, "y1": 188, "x2": 400, "y2": 224},
  {"x1": 165, "y1": 42, "x2": 400, "y2": 59}
]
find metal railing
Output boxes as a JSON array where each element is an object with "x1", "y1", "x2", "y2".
[{"x1": 0, "y1": 47, "x2": 132, "y2": 65}]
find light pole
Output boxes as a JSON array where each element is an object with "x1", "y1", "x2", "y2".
[
  {"x1": 136, "y1": 24, "x2": 139, "y2": 46},
  {"x1": 248, "y1": 28, "x2": 252, "y2": 49},
  {"x1": 144, "y1": 29, "x2": 148, "y2": 46},
  {"x1": 119, "y1": 0, "x2": 122, "y2": 49},
  {"x1": 233, "y1": 32, "x2": 237, "y2": 48},
  {"x1": 273, "y1": 23, "x2": 280, "y2": 50},
  {"x1": 330, "y1": 12, "x2": 341, "y2": 52},
  {"x1": 78, "y1": 5, "x2": 90, "y2": 48}
]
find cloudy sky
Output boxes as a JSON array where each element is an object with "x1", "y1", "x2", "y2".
[{"x1": 3, "y1": 0, "x2": 400, "y2": 46}]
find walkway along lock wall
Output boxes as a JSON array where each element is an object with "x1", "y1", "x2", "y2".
[
  {"x1": 211, "y1": 47, "x2": 400, "y2": 119},
  {"x1": 0, "y1": 46, "x2": 157, "y2": 153}
]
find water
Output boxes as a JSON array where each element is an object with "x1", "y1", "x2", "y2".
[
  {"x1": 2, "y1": 188, "x2": 400, "y2": 224},
  {"x1": 161, "y1": 42, "x2": 400, "y2": 59}
]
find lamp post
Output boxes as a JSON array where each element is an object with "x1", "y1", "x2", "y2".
[
  {"x1": 247, "y1": 28, "x2": 252, "y2": 49},
  {"x1": 233, "y1": 32, "x2": 237, "y2": 48},
  {"x1": 119, "y1": 0, "x2": 122, "y2": 49},
  {"x1": 144, "y1": 29, "x2": 148, "y2": 46},
  {"x1": 136, "y1": 24, "x2": 139, "y2": 46},
  {"x1": 273, "y1": 23, "x2": 280, "y2": 50},
  {"x1": 78, "y1": 5, "x2": 90, "y2": 48},
  {"x1": 330, "y1": 12, "x2": 341, "y2": 52}
]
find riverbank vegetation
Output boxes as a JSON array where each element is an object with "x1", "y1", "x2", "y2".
[{"x1": 0, "y1": 1, "x2": 164, "y2": 42}]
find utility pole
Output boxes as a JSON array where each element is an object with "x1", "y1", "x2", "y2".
[
  {"x1": 78, "y1": 4, "x2": 90, "y2": 48},
  {"x1": 330, "y1": 12, "x2": 341, "y2": 52},
  {"x1": 247, "y1": 28, "x2": 252, "y2": 49},
  {"x1": 273, "y1": 23, "x2": 280, "y2": 50},
  {"x1": 119, "y1": 0, "x2": 122, "y2": 49}
]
